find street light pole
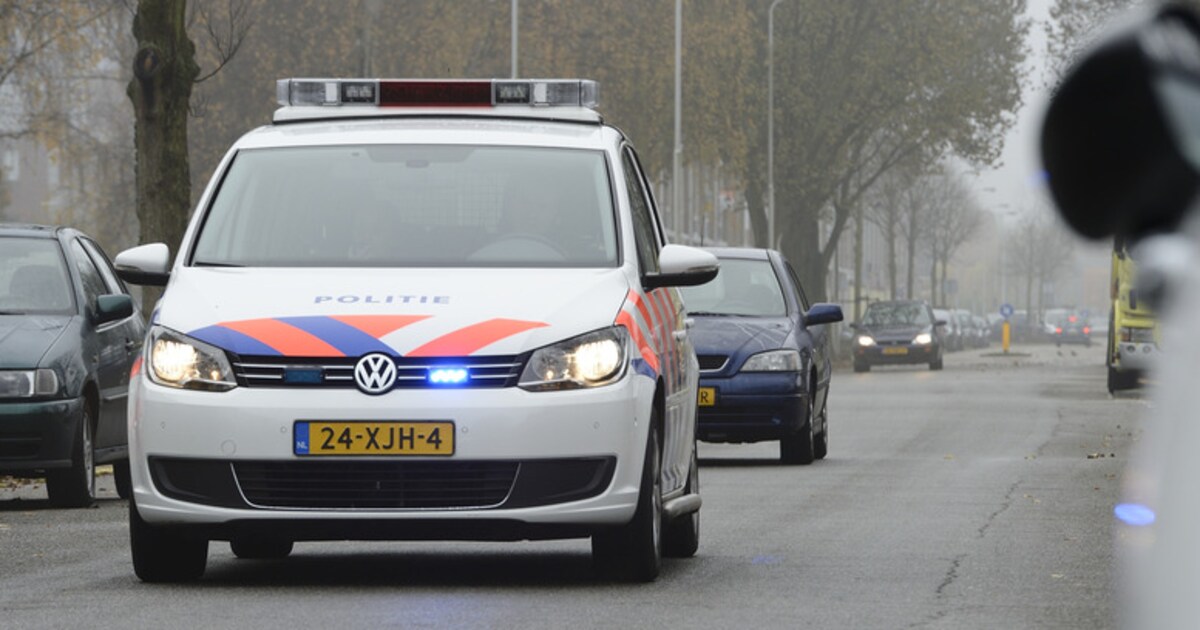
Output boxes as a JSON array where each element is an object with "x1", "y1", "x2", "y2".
[
  {"x1": 511, "y1": 0, "x2": 518, "y2": 78},
  {"x1": 767, "y1": 0, "x2": 786, "y2": 250},
  {"x1": 674, "y1": 0, "x2": 683, "y2": 241}
]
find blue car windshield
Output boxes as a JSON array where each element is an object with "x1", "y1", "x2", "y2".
[
  {"x1": 0, "y1": 237, "x2": 74, "y2": 314},
  {"x1": 862, "y1": 302, "x2": 931, "y2": 327},
  {"x1": 679, "y1": 258, "x2": 786, "y2": 317}
]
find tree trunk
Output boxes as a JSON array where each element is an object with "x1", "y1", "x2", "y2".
[
  {"x1": 905, "y1": 224, "x2": 917, "y2": 300},
  {"x1": 853, "y1": 202, "x2": 864, "y2": 321},
  {"x1": 930, "y1": 245, "x2": 938, "y2": 306},
  {"x1": 127, "y1": 0, "x2": 199, "y2": 308},
  {"x1": 887, "y1": 220, "x2": 897, "y2": 300}
]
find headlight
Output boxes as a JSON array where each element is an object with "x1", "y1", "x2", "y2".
[
  {"x1": 913, "y1": 333, "x2": 933, "y2": 345},
  {"x1": 857, "y1": 335, "x2": 876, "y2": 347},
  {"x1": 741, "y1": 349, "x2": 801, "y2": 372},
  {"x1": 147, "y1": 326, "x2": 236, "y2": 392},
  {"x1": 0, "y1": 369, "x2": 59, "y2": 399},
  {"x1": 519, "y1": 326, "x2": 627, "y2": 391}
]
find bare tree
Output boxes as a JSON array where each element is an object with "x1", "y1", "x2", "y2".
[
  {"x1": 126, "y1": 0, "x2": 252, "y2": 305},
  {"x1": 924, "y1": 172, "x2": 983, "y2": 306}
]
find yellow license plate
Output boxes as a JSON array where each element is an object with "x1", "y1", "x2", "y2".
[
  {"x1": 698, "y1": 387, "x2": 716, "y2": 407},
  {"x1": 295, "y1": 421, "x2": 454, "y2": 456},
  {"x1": 882, "y1": 347, "x2": 909, "y2": 356}
]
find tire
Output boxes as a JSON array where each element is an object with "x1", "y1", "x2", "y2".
[
  {"x1": 593, "y1": 424, "x2": 663, "y2": 582},
  {"x1": 47, "y1": 405, "x2": 95, "y2": 508},
  {"x1": 664, "y1": 443, "x2": 699, "y2": 559},
  {"x1": 1108, "y1": 364, "x2": 1139, "y2": 393},
  {"x1": 130, "y1": 497, "x2": 208, "y2": 582},
  {"x1": 813, "y1": 408, "x2": 829, "y2": 461},
  {"x1": 113, "y1": 459, "x2": 132, "y2": 500},
  {"x1": 780, "y1": 393, "x2": 816, "y2": 465},
  {"x1": 231, "y1": 536, "x2": 294, "y2": 560},
  {"x1": 853, "y1": 360, "x2": 870, "y2": 373}
]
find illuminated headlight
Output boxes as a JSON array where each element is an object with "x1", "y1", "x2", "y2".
[
  {"x1": 913, "y1": 333, "x2": 933, "y2": 345},
  {"x1": 0, "y1": 369, "x2": 59, "y2": 399},
  {"x1": 519, "y1": 327, "x2": 627, "y2": 391},
  {"x1": 741, "y1": 349, "x2": 801, "y2": 372},
  {"x1": 857, "y1": 335, "x2": 876, "y2": 347},
  {"x1": 147, "y1": 326, "x2": 236, "y2": 392}
]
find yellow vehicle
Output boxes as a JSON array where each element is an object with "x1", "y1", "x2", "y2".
[{"x1": 1108, "y1": 236, "x2": 1159, "y2": 393}]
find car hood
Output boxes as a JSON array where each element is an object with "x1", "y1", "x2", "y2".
[
  {"x1": 688, "y1": 315, "x2": 793, "y2": 359},
  {"x1": 0, "y1": 315, "x2": 74, "y2": 369},
  {"x1": 858, "y1": 324, "x2": 928, "y2": 342},
  {"x1": 158, "y1": 267, "x2": 631, "y2": 357}
]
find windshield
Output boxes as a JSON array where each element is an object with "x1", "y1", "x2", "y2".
[
  {"x1": 862, "y1": 302, "x2": 931, "y2": 327},
  {"x1": 0, "y1": 237, "x2": 74, "y2": 315},
  {"x1": 679, "y1": 258, "x2": 786, "y2": 317},
  {"x1": 191, "y1": 145, "x2": 618, "y2": 268}
]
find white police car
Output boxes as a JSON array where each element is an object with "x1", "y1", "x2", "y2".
[{"x1": 114, "y1": 78, "x2": 717, "y2": 583}]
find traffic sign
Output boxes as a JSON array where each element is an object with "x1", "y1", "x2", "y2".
[{"x1": 1000, "y1": 303, "x2": 1014, "y2": 318}]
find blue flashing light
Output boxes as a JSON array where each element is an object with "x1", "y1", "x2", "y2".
[
  {"x1": 429, "y1": 368, "x2": 469, "y2": 385},
  {"x1": 1114, "y1": 502, "x2": 1156, "y2": 527}
]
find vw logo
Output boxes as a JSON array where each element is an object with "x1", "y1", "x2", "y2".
[{"x1": 354, "y1": 353, "x2": 397, "y2": 395}]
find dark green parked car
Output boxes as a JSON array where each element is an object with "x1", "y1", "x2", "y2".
[{"x1": 0, "y1": 224, "x2": 144, "y2": 507}]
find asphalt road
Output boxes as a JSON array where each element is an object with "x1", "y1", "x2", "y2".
[{"x1": 0, "y1": 343, "x2": 1144, "y2": 629}]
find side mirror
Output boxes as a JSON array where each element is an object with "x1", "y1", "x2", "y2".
[
  {"x1": 95, "y1": 294, "x2": 134, "y2": 325},
  {"x1": 114, "y1": 243, "x2": 170, "y2": 287},
  {"x1": 643, "y1": 244, "x2": 719, "y2": 290},
  {"x1": 804, "y1": 303, "x2": 844, "y2": 326},
  {"x1": 1041, "y1": 5, "x2": 1200, "y2": 241}
]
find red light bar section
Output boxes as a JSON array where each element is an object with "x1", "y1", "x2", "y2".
[{"x1": 379, "y1": 81, "x2": 492, "y2": 107}]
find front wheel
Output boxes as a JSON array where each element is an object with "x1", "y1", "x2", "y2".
[
  {"x1": 47, "y1": 406, "x2": 95, "y2": 508},
  {"x1": 130, "y1": 498, "x2": 208, "y2": 582},
  {"x1": 780, "y1": 393, "x2": 816, "y2": 465},
  {"x1": 664, "y1": 443, "x2": 699, "y2": 558},
  {"x1": 813, "y1": 408, "x2": 829, "y2": 461},
  {"x1": 113, "y1": 459, "x2": 132, "y2": 499},
  {"x1": 593, "y1": 425, "x2": 663, "y2": 582}
]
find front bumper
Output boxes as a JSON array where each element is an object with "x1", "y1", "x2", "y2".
[
  {"x1": 696, "y1": 372, "x2": 806, "y2": 443},
  {"x1": 1116, "y1": 341, "x2": 1158, "y2": 370},
  {"x1": 855, "y1": 342, "x2": 939, "y2": 365},
  {"x1": 129, "y1": 372, "x2": 652, "y2": 540},
  {"x1": 0, "y1": 396, "x2": 84, "y2": 475}
]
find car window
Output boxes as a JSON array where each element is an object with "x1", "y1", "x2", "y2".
[
  {"x1": 0, "y1": 236, "x2": 75, "y2": 314},
  {"x1": 70, "y1": 239, "x2": 107, "y2": 309},
  {"x1": 191, "y1": 145, "x2": 618, "y2": 268},
  {"x1": 783, "y1": 261, "x2": 810, "y2": 311},
  {"x1": 863, "y1": 302, "x2": 933, "y2": 327},
  {"x1": 620, "y1": 147, "x2": 661, "y2": 274},
  {"x1": 79, "y1": 238, "x2": 127, "y2": 295},
  {"x1": 679, "y1": 258, "x2": 786, "y2": 317}
]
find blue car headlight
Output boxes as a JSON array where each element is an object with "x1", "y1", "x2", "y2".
[{"x1": 740, "y1": 349, "x2": 801, "y2": 372}]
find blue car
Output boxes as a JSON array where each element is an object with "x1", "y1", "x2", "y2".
[{"x1": 679, "y1": 248, "x2": 842, "y2": 465}]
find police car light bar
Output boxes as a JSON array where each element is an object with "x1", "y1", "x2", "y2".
[{"x1": 276, "y1": 79, "x2": 599, "y2": 109}]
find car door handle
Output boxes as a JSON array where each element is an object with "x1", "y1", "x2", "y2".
[{"x1": 672, "y1": 330, "x2": 688, "y2": 341}]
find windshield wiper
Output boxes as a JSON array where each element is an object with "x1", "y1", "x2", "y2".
[{"x1": 687, "y1": 311, "x2": 736, "y2": 317}]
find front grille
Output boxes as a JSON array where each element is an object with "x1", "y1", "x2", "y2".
[
  {"x1": 231, "y1": 354, "x2": 524, "y2": 389},
  {"x1": 697, "y1": 355, "x2": 729, "y2": 371},
  {"x1": 233, "y1": 460, "x2": 519, "y2": 509}
]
